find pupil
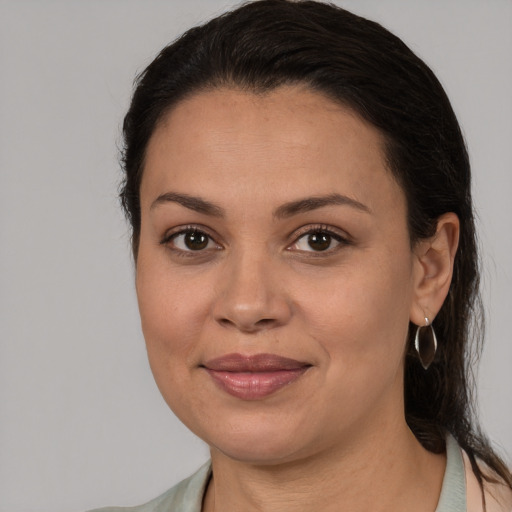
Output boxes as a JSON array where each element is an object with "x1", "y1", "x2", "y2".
[
  {"x1": 185, "y1": 232, "x2": 208, "y2": 250},
  {"x1": 308, "y1": 233, "x2": 331, "y2": 251}
]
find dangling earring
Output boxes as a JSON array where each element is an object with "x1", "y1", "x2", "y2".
[{"x1": 414, "y1": 317, "x2": 437, "y2": 370}]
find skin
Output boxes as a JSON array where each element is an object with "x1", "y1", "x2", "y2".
[{"x1": 136, "y1": 86, "x2": 459, "y2": 512}]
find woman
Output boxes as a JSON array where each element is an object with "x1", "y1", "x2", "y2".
[{"x1": 93, "y1": 1, "x2": 512, "y2": 510}]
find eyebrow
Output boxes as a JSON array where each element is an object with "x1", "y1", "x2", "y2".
[
  {"x1": 150, "y1": 192, "x2": 225, "y2": 217},
  {"x1": 273, "y1": 193, "x2": 371, "y2": 219},
  {"x1": 150, "y1": 191, "x2": 370, "y2": 218}
]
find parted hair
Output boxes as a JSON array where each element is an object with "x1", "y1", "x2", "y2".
[{"x1": 120, "y1": 0, "x2": 512, "y2": 493}]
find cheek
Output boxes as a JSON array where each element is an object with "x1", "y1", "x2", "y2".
[
  {"x1": 297, "y1": 251, "x2": 414, "y2": 371},
  {"x1": 136, "y1": 258, "x2": 210, "y2": 372},
  {"x1": 292, "y1": 258, "x2": 414, "y2": 433},
  {"x1": 135, "y1": 260, "x2": 217, "y2": 425}
]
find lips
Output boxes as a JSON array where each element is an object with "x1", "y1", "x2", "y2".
[{"x1": 202, "y1": 353, "x2": 311, "y2": 400}]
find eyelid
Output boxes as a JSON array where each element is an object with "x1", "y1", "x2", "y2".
[
  {"x1": 159, "y1": 223, "x2": 350, "y2": 255},
  {"x1": 160, "y1": 224, "x2": 223, "y2": 251},
  {"x1": 289, "y1": 224, "x2": 351, "y2": 242},
  {"x1": 287, "y1": 224, "x2": 352, "y2": 253},
  {"x1": 161, "y1": 224, "x2": 214, "y2": 241}
]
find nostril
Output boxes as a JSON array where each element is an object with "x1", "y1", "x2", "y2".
[
  {"x1": 217, "y1": 316, "x2": 276, "y2": 332},
  {"x1": 213, "y1": 284, "x2": 292, "y2": 332},
  {"x1": 255, "y1": 318, "x2": 275, "y2": 326},
  {"x1": 218, "y1": 318, "x2": 234, "y2": 328}
]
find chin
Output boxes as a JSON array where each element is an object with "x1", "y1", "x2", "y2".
[
  {"x1": 197, "y1": 412, "x2": 319, "y2": 466},
  {"x1": 213, "y1": 436, "x2": 306, "y2": 466}
]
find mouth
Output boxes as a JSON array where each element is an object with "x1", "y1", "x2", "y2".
[{"x1": 201, "y1": 353, "x2": 312, "y2": 400}]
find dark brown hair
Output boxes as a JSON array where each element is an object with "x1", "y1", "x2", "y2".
[{"x1": 120, "y1": 0, "x2": 512, "y2": 493}]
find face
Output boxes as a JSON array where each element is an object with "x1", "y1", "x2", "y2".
[{"x1": 136, "y1": 86, "x2": 421, "y2": 464}]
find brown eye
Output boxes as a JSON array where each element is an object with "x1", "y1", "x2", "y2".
[
  {"x1": 183, "y1": 231, "x2": 209, "y2": 250},
  {"x1": 289, "y1": 228, "x2": 348, "y2": 254},
  {"x1": 167, "y1": 229, "x2": 218, "y2": 252},
  {"x1": 307, "y1": 233, "x2": 332, "y2": 251}
]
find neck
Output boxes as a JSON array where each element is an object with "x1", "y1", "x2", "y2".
[{"x1": 203, "y1": 420, "x2": 445, "y2": 512}]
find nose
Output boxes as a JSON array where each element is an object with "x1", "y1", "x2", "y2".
[{"x1": 212, "y1": 251, "x2": 292, "y2": 333}]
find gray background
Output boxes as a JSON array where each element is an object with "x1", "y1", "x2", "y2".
[{"x1": 0, "y1": 1, "x2": 510, "y2": 511}]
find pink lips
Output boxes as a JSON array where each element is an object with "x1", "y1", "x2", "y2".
[{"x1": 202, "y1": 353, "x2": 311, "y2": 400}]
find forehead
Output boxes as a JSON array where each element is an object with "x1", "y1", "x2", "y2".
[{"x1": 141, "y1": 86, "x2": 403, "y2": 213}]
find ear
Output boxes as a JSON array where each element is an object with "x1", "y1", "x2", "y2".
[{"x1": 410, "y1": 212, "x2": 460, "y2": 325}]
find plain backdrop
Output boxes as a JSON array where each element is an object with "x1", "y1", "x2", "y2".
[{"x1": 0, "y1": 1, "x2": 511, "y2": 511}]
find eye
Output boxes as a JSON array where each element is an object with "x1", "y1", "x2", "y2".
[
  {"x1": 162, "y1": 228, "x2": 220, "y2": 253},
  {"x1": 289, "y1": 228, "x2": 348, "y2": 253}
]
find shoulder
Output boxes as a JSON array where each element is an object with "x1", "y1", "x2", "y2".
[
  {"x1": 87, "y1": 462, "x2": 211, "y2": 512},
  {"x1": 463, "y1": 451, "x2": 512, "y2": 512}
]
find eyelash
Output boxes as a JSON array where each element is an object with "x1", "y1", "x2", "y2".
[
  {"x1": 160, "y1": 224, "x2": 351, "y2": 257},
  {"x1": 160, "y1": 225, "x2": 221, "y2": 258},
  {"x1": 288, "y1": 224, "x2": 351, "y2": 255}
]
